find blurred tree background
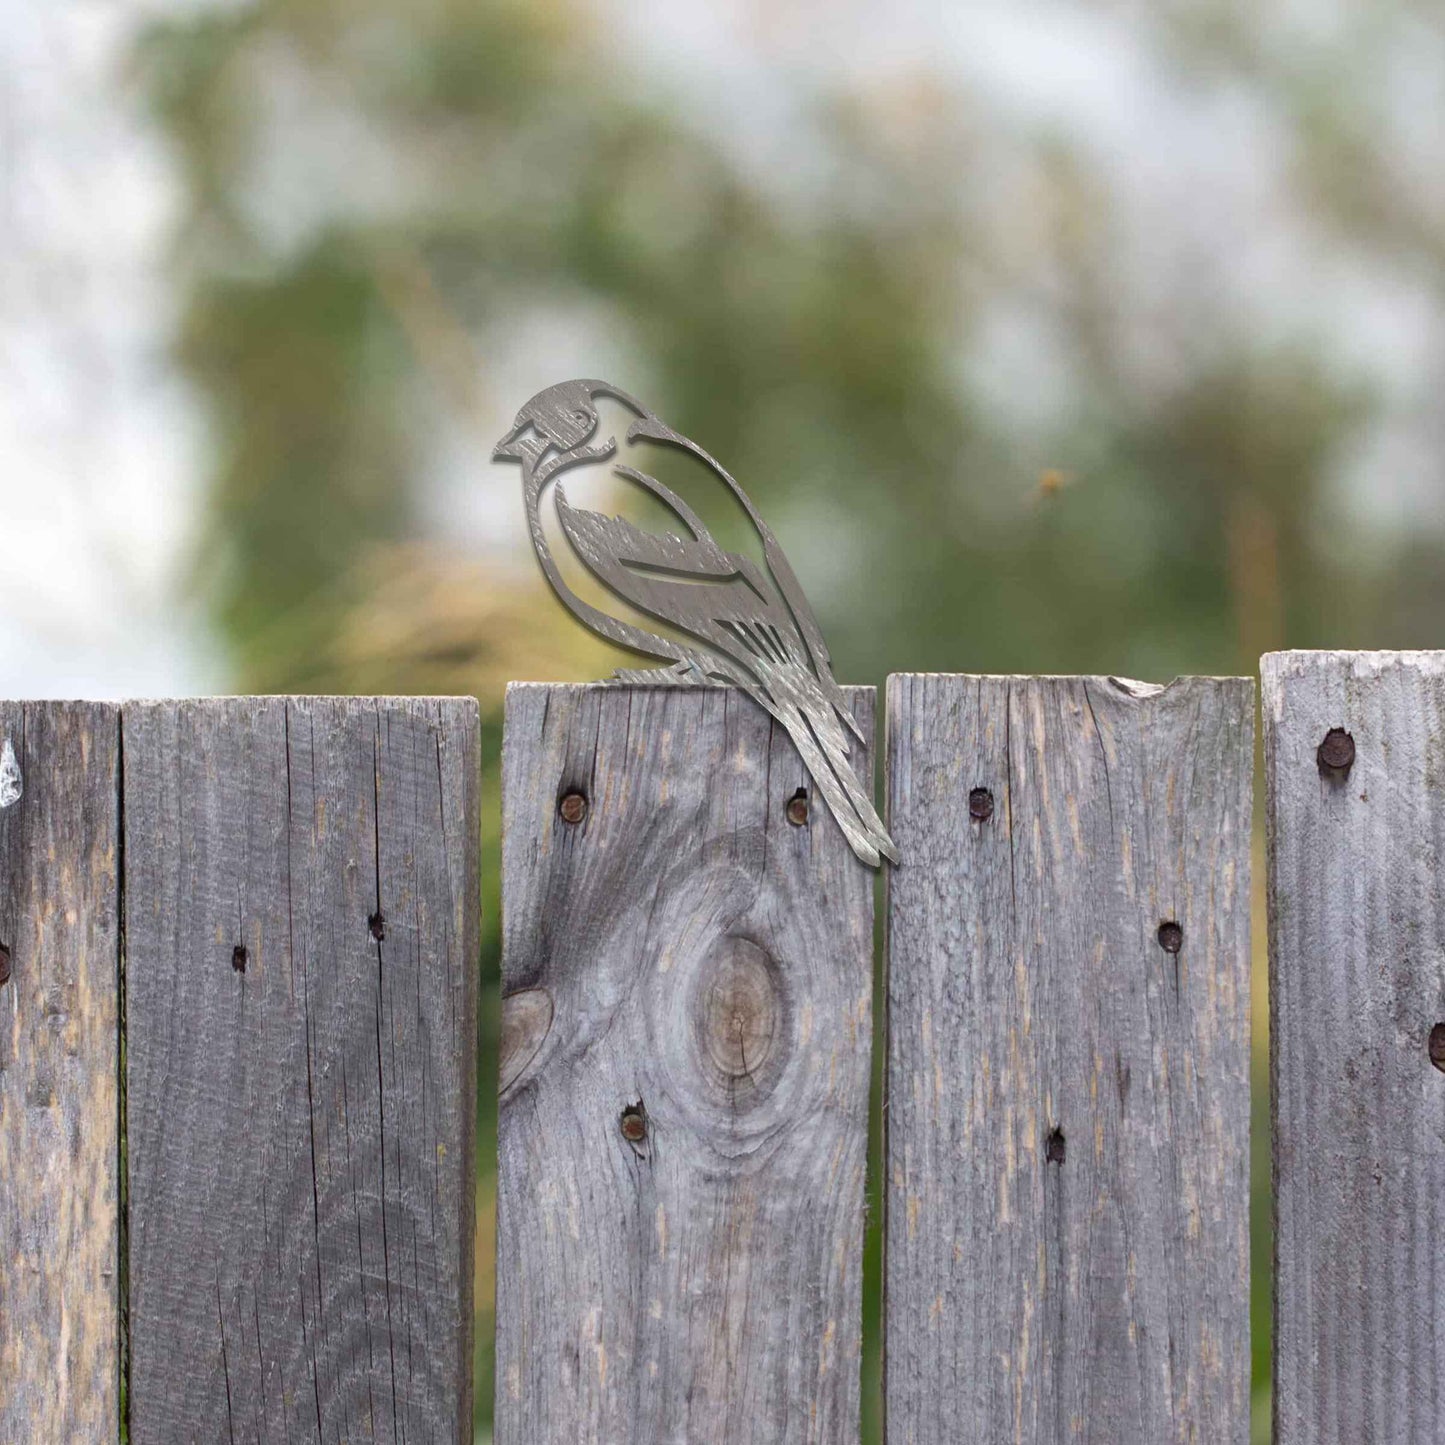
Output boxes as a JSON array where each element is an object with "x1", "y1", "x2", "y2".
[{"x1": 124, "y1": 0, "x2": 1445, "y2": 1439}]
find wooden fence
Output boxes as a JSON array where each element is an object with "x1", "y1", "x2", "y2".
[{"x1": 0, "y1": 654, "x2": 1435, "y2": 1442}]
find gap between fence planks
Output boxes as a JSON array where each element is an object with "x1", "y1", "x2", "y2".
[
  {"x1": 123, "y1": 697, "x2": 480, "y2": 1444},
  {"x1": 0, "y1": 703, "x2": 121, "y2": 1441},
  {"x1": 885, "y1": 674, "x2": 1255, "y2": 1445},
  {"x1": 495, "y1": 683, "x2": 875, "y2": 1445},
  {"x1": 1265, "y1": 651, "x2": 1445, "y2": 1444}
]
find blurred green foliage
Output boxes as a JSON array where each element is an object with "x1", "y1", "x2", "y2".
[{"x1": 133, "y1": 0, "x2": 1445, "y2": 1439}]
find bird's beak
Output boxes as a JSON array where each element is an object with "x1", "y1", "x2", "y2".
[{"x1": 493, "y1": 422, "x2": 528, "y2": 463}]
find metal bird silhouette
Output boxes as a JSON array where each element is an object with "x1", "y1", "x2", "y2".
[{"x1": 493, "y1": 378, "x2": 899, "y2": 868}]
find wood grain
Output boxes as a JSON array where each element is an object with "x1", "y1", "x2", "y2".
[
  {"x1": 0, "y1": 702, "x2": 120, "y2": 1441},
  {"x1": 884, "y1": 675, "x2": 1254, "y2": 1445},
  {"x1": 1265, "y1": 651, "x2": 1445, "y2": 1443},
  {"x1": 124, "y1": 697, "x2": 479, "y2": 1443},
  {"x1": 495, "y1": 683, "x2": 875, "y2": 1445}
]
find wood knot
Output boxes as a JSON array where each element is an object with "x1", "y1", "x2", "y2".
[
  {"x1": 499, "y1": 988, "x2": 554, "y2": 1095},
  {"x1": 699, "y1": 938, "x2": 780, "y2": 1084}
]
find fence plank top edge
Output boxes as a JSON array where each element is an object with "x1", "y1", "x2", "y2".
[
  {"x1": 0, "y1": 699, "x2": 121, "y2": 712},
  {"x1": 886, "y1": 673, "x2": 1255, "y2": 713},
  {"x1": 0, "y1": 695, "x2": 482, "y2": 706},
  {"x1": 1262, "y1": 649, "x2": 1445, "y2": 685},
  {"x1": 504, "y1": 679, "x2": 875, "y2": 695},
  {"x1": 115, "y1": 693, "x2": 483, "y2": 707},
  {"x1": 885, "y1": 671, "x2": 1254, "y2": 685},
  {"x1": 1261, "y1": 650, "x2": 1445, "y2": 723},
  {"x1": 1263, "y1": 648, "x2": 1445, "y2": 663}
]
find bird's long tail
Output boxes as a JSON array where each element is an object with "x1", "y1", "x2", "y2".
[{"x1": 771, "y1": 695, "x2": 899, "y2": 868}]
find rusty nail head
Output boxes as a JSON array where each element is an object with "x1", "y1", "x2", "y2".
[
  {"x1": 559, "y1": 791, "x2": 588, "y2": 825},
  {"x1": 786, "y1": 790, "x2": 809, "y2": 827},
  {"x1": 968, "y1": 787, "x2": 994, "y2": 822},
  {"x1": 0, "y1": 942, "x2": 10, "y2": 988},
  {"x1": 1157, "y1": 921, "x2": 1184, "y2": 955},
  {"x1": 619, "y1": 1105, "x2": 647, "y2": 1143},
  {"x1": 1318, "y1": 728, "x2": 1356, "y2": 774},
  {"x1": 1430, "y1": 1024, "x2": 1445, "y2": 1073}
]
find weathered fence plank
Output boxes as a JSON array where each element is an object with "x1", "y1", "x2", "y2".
[
  {"x1": 884, "y1": 674, "x2": 1253, "y2": 1445},
  {"x1": 0, "y1": 702, "x2": 120, "y2": 1440},
  {"x1": 1264, "y1": 650, "x2": 1445, "y2": 1443},
  {"x1": 496, "y1": 683, "x2": 875, "y2": 1444},
  {"x1": 124, "y1": 697, "x2": 479, "y2": 1443}
]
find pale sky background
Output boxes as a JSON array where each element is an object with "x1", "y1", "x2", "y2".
[
  {"x1": 1, "y1": 0, "x2": 207, "y2": 697},
  {"x1": 2, "y1": 0, "x2": 1442, "y2": 697}
]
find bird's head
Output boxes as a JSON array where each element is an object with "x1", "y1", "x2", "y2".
[{"x1": 493, "y1": 380, "x2": 610, "y2": 473}]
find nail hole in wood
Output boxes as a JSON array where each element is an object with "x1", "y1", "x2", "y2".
[
  {"x1": 786, "y1": 788, "x2": 809, "y2": 827},
  {"x1": 368, "y1": 912, "x2": 386, "y2": 942},
  {"x1": 0, "y1": 942, "x2": 11, "y2": 988},
  {"x1": 1429, "y1": 1024, "x2": 1445, "y2": 1073},
  {"x1": 1157, "y1": 921, "x2": 1184, "y2": 955},
  {"x1": 231, "y1": 944, "x2": 248, "y2": 974},
  {"x1": 1046, "y1": 1127, "x2": 1067, "y2": 1165},
  {"x1": 559, "y1": 790, "x2": 588, "y2": 825}
]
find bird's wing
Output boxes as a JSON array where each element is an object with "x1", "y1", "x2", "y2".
[
  {"x1": 623, "y1": 412, "x2": 865, "y2": 744},
  {"x1": 554, "y1": 485, "x2": 793, "y2": 678},
  {"x1": 554, "y1": 485, "x2": 898, "y2": 866}
]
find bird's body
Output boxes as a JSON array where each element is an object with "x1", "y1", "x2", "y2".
[{"x1": 495, "y1": 378, "x2": 898, "y2": 867}]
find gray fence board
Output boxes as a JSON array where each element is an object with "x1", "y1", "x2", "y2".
[
  {"x1": 496, "y1": 683, "x2": 875, "y2": 1445},
  {"x1": 124, "y1": 697, "x2": 479, "y2": 1443},
  {"x1": 1265, "y1": 650, "x2": 1445, "y2": 1443},
  {"x1": 884, "y1": 674, "x2": 1253, "y2": 1445},
  {"x1": 0, "y1": 702, "x2": 120, "y2": 1440}
]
